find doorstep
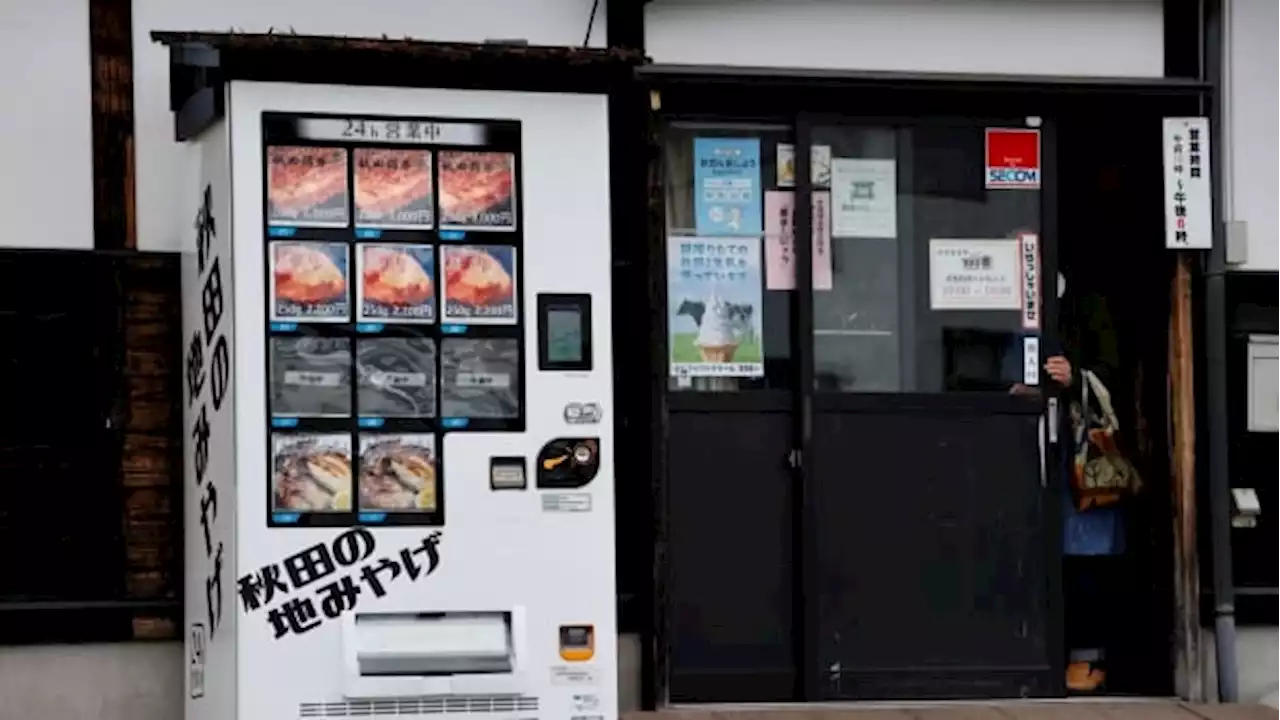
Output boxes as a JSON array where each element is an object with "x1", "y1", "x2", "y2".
[{"x1": 624, "y1": 701, "x2": 1279, "y2": 720}]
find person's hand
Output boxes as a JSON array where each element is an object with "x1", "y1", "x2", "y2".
[
  {"x1": 1009, "y1": 383, "x2": 1041, "y2": 398},
  {"x1": 1045, "y1": 355, "x2": 1073, "y2": 386}
]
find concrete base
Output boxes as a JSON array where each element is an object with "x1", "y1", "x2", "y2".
[{"x1": 0, "y1": 641, "x2": 183, "y2": 720}]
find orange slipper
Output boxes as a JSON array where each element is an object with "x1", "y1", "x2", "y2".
[{"x1": 1066, "y1": 661, "x2": 1106, "y2": 692}]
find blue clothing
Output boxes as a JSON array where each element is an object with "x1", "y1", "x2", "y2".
[
  {"x1": 1062, "y1": 483, "x2": 1125, "y2": 556},
  {"x1": 1060, "y1": 418, "x2": 1125, "y2": 556}
]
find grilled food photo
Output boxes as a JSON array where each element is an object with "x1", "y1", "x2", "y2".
[
  {"x1": 358, "y1": 436, "x2": 437, "y2": 511},
  {"x1": 268, "y1": 146, "x2": 348, "y2": 216},
  {"x1": 272, "y1": 436, "x2": 353, "y2": 512},
  {"x1": 438, "y1": 151, "x2": 514, "y2": 226},
  {"x1": 354, "y1": 149, "x2": 432, "y2": 217}
]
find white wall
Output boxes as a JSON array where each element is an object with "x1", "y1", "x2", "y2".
[
  {"x1": 645, "y1": 0, "x2": 1164, "y2": 79},
  {"x1": 1203, "y1": 627, "x2": 1280, "y2": 707},
  {"x1": 0, "y1": 0, "x2": 94, "y2": 250},
  {"x1": 131, "y1": 0, "x2": 606, "y2": 252},
  {"x1": 1223, "y1": 0, "x2": 1279, "y2": 272}
]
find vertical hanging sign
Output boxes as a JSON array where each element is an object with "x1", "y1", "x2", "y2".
[
  {"x1": 1017, "y1": 232, "x2": 1040, "y2": 330},
  {"x1": 1162, "y1": 117, "x2": 1212, "y2": 250}
]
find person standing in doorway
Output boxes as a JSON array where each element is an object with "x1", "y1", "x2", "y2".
[{"x1": 1012, "y1": 272, "x2": 1127, "y2": 693}]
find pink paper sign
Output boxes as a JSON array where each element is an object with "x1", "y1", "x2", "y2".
[{"x1": 764, "y1": 190, "x2": 833, "y2": 291}]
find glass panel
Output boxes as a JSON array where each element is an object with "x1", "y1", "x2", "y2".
[
  {"x1": 811, "y1": 122, "x2": 1042, "y2": 394},
  {"x1": 663, "y1": 124, "x2": 793, "y2": 392},
  {"x1": 811, "y1": 126, "x2": 899, "y2": 391}
]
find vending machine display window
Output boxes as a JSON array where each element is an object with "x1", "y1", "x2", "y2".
[{"x1": 262, "y1": 112, "x2": 525, "y2": 528}]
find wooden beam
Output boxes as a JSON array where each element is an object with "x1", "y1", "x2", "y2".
[
  {"x1": 89, "y1": 0, "x2": 136, "y2": 249},
  {"x1": 1169, "y1": 252, "x2": 1202, "y2": 701}
]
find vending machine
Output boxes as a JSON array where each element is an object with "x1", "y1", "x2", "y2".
[{"x1": 179, "y1": 78, "x2": 616, "y2": 720}]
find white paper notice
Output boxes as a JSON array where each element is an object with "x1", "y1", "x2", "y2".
[
  {"x1": 929, "y1": 239, "x2": 1020, "y2": 310},
  {"x1": 831, "y1": 159, "x2": 897, "y2": 239},
  {"x1": 1162, "y1": 117, "x2": 1212, "y2": 250},
  {"x1": 776, "y1": 144, "x2": 796, "y2": 187},
  {"x1": 1023, "y1": 336, "x2": 1041, "y2": 386},
  {"x1": 775, "y1": 144, "x2": 833, "y2": 188},
  {"x1": 811, "y1": 146, "x2": 832, "y2": 188},
  {"x1": 1017, "y1": 233, "x2": 1041, "y2": 330}
]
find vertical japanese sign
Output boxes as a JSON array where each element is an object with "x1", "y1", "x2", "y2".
[
  {"x1": 762, "y1": 190, "x2": 833, "y2": 291},
  {"x1": 764, "y1": 191, "x2": 795, "y2": 290},
  {"x1": 694, "y1": 138, "x2": 762, "y2": 236},
  {"x1": 1017, "y1": 232, "x2": 1041, "y2": 330},
  {"x1": 1162, "y1": 117, "x2": 1212, "y2": 250},
  {"x1": 184, "y1": 128, "x2": 235, "y2": 716},
  {"x1": 811, "y1": 191, "x2": 833, "y2": 291}
]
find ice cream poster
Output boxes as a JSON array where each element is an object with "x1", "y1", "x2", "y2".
[
  {"x1": 694, "y1": 138, "x2": 763, "y2": 236},
  {"x1": 667, "y1": 237, "x2": 764, "y2": 378}
]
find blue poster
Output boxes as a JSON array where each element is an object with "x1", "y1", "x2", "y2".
[{"x1": 694, "y1": 138, "x2": 762, "y2": 236}]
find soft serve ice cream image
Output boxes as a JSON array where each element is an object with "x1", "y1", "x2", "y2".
[
  {"x1": 675, "y1": 294, "x2": 756, "y2": 364},
  {"x1": 695, "y1": 295, "x2": 741, "y2": 362}
]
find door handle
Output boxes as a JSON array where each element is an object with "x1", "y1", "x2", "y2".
[
  {"x1": 1047, "y1": 397, "x2": 1059, "y2": 444},
  {"x1": 787, "y1": 448, "x2": 802, "y2": 470}
]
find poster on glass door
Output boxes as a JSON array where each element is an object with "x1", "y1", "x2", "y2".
[
  {"x1": 928, "y1": 238, "x2": 1020, "y2": 310},
  {"x1": 831, "y1": 158, "x2": 897, "y2": 238},
  {"x1": 763, "y1": 190, "x2": 833, "y2": 291},
  {"x1": 694, "y1": 138, "x2": 762, "y2": 236},
  {"x1": 667, "y1": 237, "x2": 764, "y2": 378}
]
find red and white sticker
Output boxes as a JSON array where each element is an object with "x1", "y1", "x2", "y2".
[
  {"x1": 1017, "y1": 232, "x2": 1041, "y2": 330},
  {"x1": 986, "y1": 128, "x2": 1041, "y2": 189}
]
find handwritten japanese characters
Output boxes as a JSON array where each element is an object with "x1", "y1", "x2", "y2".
[
  {"x1": 188, "y1": 183, "x2": 233, "y2": 638},
  {"x1": 238, "y1": 529, "x2": 443, "y2": 639}
]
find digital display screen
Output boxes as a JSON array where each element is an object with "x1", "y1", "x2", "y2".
[{"x1": 546, "y1": 308, "x2": 583, "y2": 364}]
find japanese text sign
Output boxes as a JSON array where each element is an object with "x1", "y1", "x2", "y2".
[{"x1": 1162, "y1": 117, "x2": 1212, "y2": 250}]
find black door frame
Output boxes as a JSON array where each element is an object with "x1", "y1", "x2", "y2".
[{"x1": 639, "y1": 66, "x2": 1212, "y2": 707}]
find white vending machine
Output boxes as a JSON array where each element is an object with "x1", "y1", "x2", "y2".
[{"x1": 179, "y1": 79, "x2": 616, "y2": 720}]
